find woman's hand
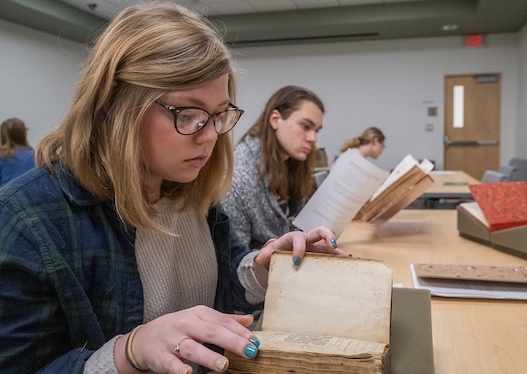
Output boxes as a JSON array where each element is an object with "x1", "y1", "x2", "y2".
[
  {"x1": 115, "y1": 306, "x2": 259, "y2": 374},
  {"x1": 254, "y1": 226, "x2": 350, "y2": 269}
]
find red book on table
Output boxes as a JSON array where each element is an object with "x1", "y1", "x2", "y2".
[{"x1": 469, "y1": 181, "x2": 527, "y2": 231}]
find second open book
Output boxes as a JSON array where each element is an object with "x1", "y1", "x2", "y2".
[
  {"x1": 226, "y1": 252, "x2": 393, "y2": 374},
  {"x1": 293, "y1": 149, "x2": 434, "y2": 236}
]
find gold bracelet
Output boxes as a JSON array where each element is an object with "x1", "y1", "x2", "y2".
[{"x1": 125, "y1": 324, "x2": 148, "y2": 372}]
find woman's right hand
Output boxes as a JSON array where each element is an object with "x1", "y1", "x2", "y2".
[{"x1": 115, "y1": 305, "x2": 259, "y2": 374}]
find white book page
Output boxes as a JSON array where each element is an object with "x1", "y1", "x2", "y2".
[
  {"x1": 419, "y1": 158, "x2": 435, "y2": 174},
  {"x1": 459, "y1": 202, "x2": 490, "y2": 228},
  {"x1": 293, "y1": 148, "x2": 388, "y2": 237},
  {"x1": 410, "y1": 264, "x2": 527, "y2": 300},
  {"x1": 370, "y1": 154, "x2": 417, "y2": 200}
]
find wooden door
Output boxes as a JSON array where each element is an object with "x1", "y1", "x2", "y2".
[{"x1": 444, "y1": 74, "x2": 500, "y2": 180}]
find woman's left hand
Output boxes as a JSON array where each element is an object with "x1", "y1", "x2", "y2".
[{"x1": 254, "y1": 226, "x2": 350, "y2": 269}]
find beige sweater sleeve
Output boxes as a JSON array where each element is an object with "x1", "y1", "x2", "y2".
[{"x1": 83, "y1": 335, "x2": 120, "y2": 374}]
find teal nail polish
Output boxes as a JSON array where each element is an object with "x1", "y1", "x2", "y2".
[
  {"x1": 331, "y1": 239, "x2": 338, "y2": 248},
  {"x1": 249, "y1": 337, "x2": 260, "y2": 348},
  {"x1": 293, "y1": 256, "x2": 302, "y2": 266},
  {"x1": 244, "y1": 344, "x2": 258, "y2": 358}
]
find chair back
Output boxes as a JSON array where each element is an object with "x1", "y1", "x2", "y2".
[
  {"x1": 508, "y1": 158, "x2": 527, "y2": 182},
  {"x1": 313, "y1": 170, "x2": 329, "y2": 188},
  {"x1": 498, "y1": 165, "x2": 517, "y2": 181},
  {"x1": 481, "y1": 170, "x2": 507, "y2": 183}
]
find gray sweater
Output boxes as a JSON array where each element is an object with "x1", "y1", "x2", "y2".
[{"x1": 222, "y1": 136, "x2": 299, "y2": 251}]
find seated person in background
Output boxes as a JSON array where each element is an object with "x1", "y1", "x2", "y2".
[
  {"x1": 0, "y1": 117, "x2": 35, "y2": 187},
  {"x1": 340, "y1": 126, "x2": 386, "y2": 159},
  {"x1": 0, "y1": 5, "x2": 346, "y2": 374},
  {"x1": 222, "y1": 85, "x2": 326, "y2": 251}
]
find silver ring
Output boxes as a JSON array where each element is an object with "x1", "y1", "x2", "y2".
[
  {"x1": 174, "y1": 337, "x2": 193, "y2": 355},
  {"x1": 304, "y1": 230, "x2": 316, "y2": 245}
]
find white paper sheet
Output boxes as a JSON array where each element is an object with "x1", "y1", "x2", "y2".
[
  {"x1": 410, "y1": 264, "x2": 527, "y2": 300},
  {"x1": 293, "y1": 149, "x2": 389, "y2": 237}
]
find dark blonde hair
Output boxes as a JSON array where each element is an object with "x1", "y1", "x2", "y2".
[
  {"x1": 0, "y1": 118, "x2": 31, "y2": 159},
  {"x1": 36, "y1": 3, "x2": 236, "y2": 230},
  {"x1": 339, "y1": 127, "x2": 385, "y2": 153},
  {"x1": 240, "y1": 85, "x2": 324, "y2": 201}
]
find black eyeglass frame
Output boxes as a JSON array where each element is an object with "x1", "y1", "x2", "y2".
[{"x1": 155, "y1": 100, "x2": 244, "y2": 135}]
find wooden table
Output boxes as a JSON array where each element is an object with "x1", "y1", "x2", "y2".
[
  {"x1": 411, "y1": 170, "x2": 480, "y2": 209},
  {"x1": 425, "y1": 170, "x2": 480, "y2": 197},
  {"x1": 338, "y1": 209, "x2": 527, "y2": 374}
]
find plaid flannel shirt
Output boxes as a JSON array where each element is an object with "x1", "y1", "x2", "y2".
[{"x1": 0, "y1": 164, "x2": 258, "y2": 373}]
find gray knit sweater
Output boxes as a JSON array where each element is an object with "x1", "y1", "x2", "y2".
[{"x1": 222, "y1": 136, "x2": 299, "y2": 251}]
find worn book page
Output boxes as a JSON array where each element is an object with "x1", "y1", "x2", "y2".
[
  {"x1": 262, "y1": 253, "x2": 392, "y2": 345},
  {"x1": 227, "y1": 330, "x2": 389, "y2": 374},
  {"x1": 254, "y1": 331, "x2": 386, "y2": 356},
  {"x1": 293, "y1": 148, "x2": 388, "y2": 237}
]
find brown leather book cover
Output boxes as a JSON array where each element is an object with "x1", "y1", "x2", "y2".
[
  {"x1": 367, "y1": 175, "x2": 434, "y2": 224},
  {"x1": 469, "y1": 181, "x2": 527, "y2": 231}
]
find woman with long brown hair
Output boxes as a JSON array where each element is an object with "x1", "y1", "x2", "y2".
[{"x1": 223, "y1": 86, "x2": 327, "y2": 252}]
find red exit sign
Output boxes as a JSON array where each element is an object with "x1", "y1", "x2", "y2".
[{"x1": 466, "y1": 34, "x2": 484, "y2": 48}]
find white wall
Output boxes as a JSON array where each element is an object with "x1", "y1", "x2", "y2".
[
  {"x1": 232, "y1": 34, "x2": 519, "y2": 171},
  {"x1": 0, "y1": 17, "x2": 522, "y2": 171},
  {"x1": 517, "y1": 24, "x2": 527, "y2": 159},
  {"x1": 0, "y1": 19, "x2": 86, "y2": 147}
]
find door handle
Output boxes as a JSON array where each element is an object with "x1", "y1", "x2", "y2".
[
  {"x1": 475, "y1": 140, "x2": 500, "y2": 146},
  {"x1": 444, "y1": 136, "x2": 499, "y2": 149}
]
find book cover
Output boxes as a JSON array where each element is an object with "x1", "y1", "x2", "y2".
[
  {"x1": 468, "y1": 181, "x2": 527, "y2": 231},
  {"x1": 225, "y1": 252, "x2": 393, "y2": 374},
  {"x1": 360, "y1": 155, "x2": 434, "y2": 222},
  {"x1": 410, "y1": 263, "x2": 527, "y2": 300},
  {"x1": 366, "y1": 175, "x2": 434, "y2": 223}
]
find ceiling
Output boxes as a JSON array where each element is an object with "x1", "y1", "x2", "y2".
[{"x1": 1, "y1": 0, "x2": 527, "y2": 46}]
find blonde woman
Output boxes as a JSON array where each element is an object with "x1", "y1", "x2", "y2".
[
  {"x1": 340, "y1": 126, "x2": 386, "y2": 159},
  {"x1": 0, "y1": 4, "x2": 346, "y2": 374},
  {"x1": 0, "y1": 117, "x2": 34, "y2": 187}
]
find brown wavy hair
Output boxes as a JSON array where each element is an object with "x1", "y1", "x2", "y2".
[
  {"x1": 240, "y1": 85, "x2": 324, "y2": 201},
  {"x1": 0, "y1": 118, "x2": 31, "y2": 159},
  {"x1": 339, "y1": 127, "x2": 385, "y2": 153},
  {"x1": 36, "y1": 3, "x2": 237, "y2": 231}
]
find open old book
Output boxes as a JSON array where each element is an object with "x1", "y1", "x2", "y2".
[
  {"x1": 359, "y1": 154, "x2": 434, "y2": 222},
  {"x1": 226, "y1": 252, "x2": 393, "y2": 374},
  {"x1": 293, "y1": 149, "x2": 433, "y2": 236}
]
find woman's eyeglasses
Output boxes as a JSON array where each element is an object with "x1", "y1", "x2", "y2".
[{"x1": 155, "y1": 100, "x2": 244, "y2": 135}]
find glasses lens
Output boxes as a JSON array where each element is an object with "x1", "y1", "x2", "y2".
[
  {"x1": 176, "y1": 108, "x2": 210, "y2": 135},
  {"x1": 214, "y1": 109, "x2": 242, "y2": 134}
]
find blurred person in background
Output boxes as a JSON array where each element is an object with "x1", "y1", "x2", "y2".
[{"x1": 0, "y1": 117, "x2": 34, "y2": 187}]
